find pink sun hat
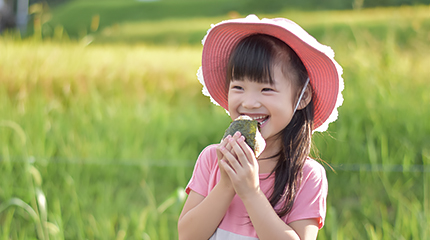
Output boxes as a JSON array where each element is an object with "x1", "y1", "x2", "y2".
[{"x1": 197, "y1": 14, "x2": 344, "y2": 132}]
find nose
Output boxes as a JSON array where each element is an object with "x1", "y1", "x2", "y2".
[{"x1": 241, "y1": 93, "x2": 261, "y2": 109}]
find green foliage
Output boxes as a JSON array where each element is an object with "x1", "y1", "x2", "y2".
[
  {"x1": 42, "y1": 0, "x2": 245, "y2": 38},
  {"x1": 29, "y1": 0, "x2": 430, "y2": 40},
  {"x1": 1, "y1": 5, "x2": 430, "y2": 240}
]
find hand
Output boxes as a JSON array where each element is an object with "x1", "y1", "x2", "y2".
[
  {"x1": 219, "y1": 132, "x2": 260, "y2": 200},
  {"x1": 216, "y1": 134, "x2": 239, "y2": 192}
]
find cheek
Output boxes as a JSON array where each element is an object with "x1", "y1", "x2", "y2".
[
  {"x1": 227, "y1": 92, "x2": 237, "y2": 112},
  {"x1": 227, "y1": 89, "x2": 240, "y2": 103},
  {"x1": 272, "y1": 100, "x2": 295, "y2": 127}
]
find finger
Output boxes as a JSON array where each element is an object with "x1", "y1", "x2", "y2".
[
  {"x1": 217, "y1": 135, "x2": 231, "y2": 160},
  {"x1": 220, "y1": 149, "x2": 234, "y2": 169},
  {"x1": 225, "y1": 132, "x2": 241, "y2": 158},
  {"x1": 229, "y1": 137, "x2": 250, "y2": 168},
  {"x1": 225, "y1": 140, "x2": 232, "y2": 151},
  {"x1": 220, "y1": 132, "x2": 243, "y2": 163},
  {"x1": 219, "y1": 159, "x2": 235, "y2": 176},
  {"x1": 235, "y1": 136, "x2": 256, "y2": 165},
  {"x1": 218, "y1": 157, "x2": 232, "y2": 173},
  {"x1": 219, "y1": 159, "x2": 243, "y2": 185},
  {"x1": 220, "y1": 135, "x2": 231, "y2": 147},
  {"x1": 219, "y1": 145, "x2": 242, "y2": 171},
  {"x1": 233, "y1": 131, "x2": 242, "y2": 139}
]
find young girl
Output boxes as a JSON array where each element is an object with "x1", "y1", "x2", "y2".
[{"x1": 178, "y1": 15, "x2": 343, "y2": 240}]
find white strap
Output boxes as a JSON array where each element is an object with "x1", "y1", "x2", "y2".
[{"x1": 293, "y1": 78, "x2": 310, "y2": 113}]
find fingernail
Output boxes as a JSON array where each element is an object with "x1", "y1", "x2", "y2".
[
  {"x1": 238, "y1": 136, "x2": 245, "y2": 142},
  {"x1": 234, "y1": 131, "x2": 241, "y2": 137}
]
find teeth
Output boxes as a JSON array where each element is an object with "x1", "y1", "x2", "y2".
[
  {"x1": 252, "y1": 116, "x2": 267, "y2": 120},
  {"x1": 241, "y1": 115, "x2": 268, "y2": 122},
  {"x1": 260, "y1": 118, "x2": 268, "y2": 124}
]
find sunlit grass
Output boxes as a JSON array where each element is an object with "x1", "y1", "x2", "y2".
[
  {"x1": 55, "y1": 5, "x2": 430, "y2": 45},
  {"x1": 1, "y1": 5, "x2": 429, "y2": 239}
]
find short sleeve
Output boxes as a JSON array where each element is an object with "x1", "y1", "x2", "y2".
[
  {"x1": 185, "y1": 144, "x2": 219, "y2": 197},
  {"x1": 285, "y1": 159, "x2": 328, "y2": 229}
]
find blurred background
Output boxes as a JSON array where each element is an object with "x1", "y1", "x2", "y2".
[{"x1": 1, "y1": 0, "x2": 429, "y2": 239}]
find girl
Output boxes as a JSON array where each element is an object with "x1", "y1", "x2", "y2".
[{"x1": 178, "y1": 15, "x2": 344, "y2": 240}]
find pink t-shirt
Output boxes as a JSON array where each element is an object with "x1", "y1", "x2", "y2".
[{"x1": 186, "y1": 144, "x2": 328, "y2": 239}]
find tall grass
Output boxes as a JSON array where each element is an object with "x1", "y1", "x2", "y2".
[
  {"x1": 1, "y1": 5, "x2": 429, "y2": 239},
  {"x1": 0, "y1": 40, "x2": 229, "y2": 239},
  {"x1": 313, "y1": 18, "x2": 430, "y2": 239}
]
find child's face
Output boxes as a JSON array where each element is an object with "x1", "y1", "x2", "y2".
[{"x1": 228, "y1": 64, "x2": 299, "y2": 143}]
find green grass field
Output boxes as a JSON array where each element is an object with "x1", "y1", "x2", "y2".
[{"x1": 1, "y1": 3, "x2": 430, "y2": 239}]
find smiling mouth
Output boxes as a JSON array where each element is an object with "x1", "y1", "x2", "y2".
[{"x1": 242, "y1": 115, "x2": 269, "y2": 126}]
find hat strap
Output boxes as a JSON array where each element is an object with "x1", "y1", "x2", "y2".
[{"x1": 293, "y1": 78, "x2": 310, "y2": 113}]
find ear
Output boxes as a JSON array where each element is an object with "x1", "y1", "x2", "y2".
[{"x1": 296, "y1": 84, "x2": 312, "y2": 110}]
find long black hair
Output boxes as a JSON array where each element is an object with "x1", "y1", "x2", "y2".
[{"x1": 227, "y1": 34, "x2": 314, "y2": 219}]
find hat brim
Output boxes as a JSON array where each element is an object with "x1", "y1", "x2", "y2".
[{"x1": 201, "y1": 16, "x2": 343, "y2": 132}]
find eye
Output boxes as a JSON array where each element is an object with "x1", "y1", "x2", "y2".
[
  {"x1": 231, "y1": 85, "x2": 243, "y2": 90},
  {"x1": 262, "y1": 88, "x2": 274, "y2": 92}
]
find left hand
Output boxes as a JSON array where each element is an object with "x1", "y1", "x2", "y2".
[{"x1": 219, "y1": 132, "x2": 261, "y2": 200}]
